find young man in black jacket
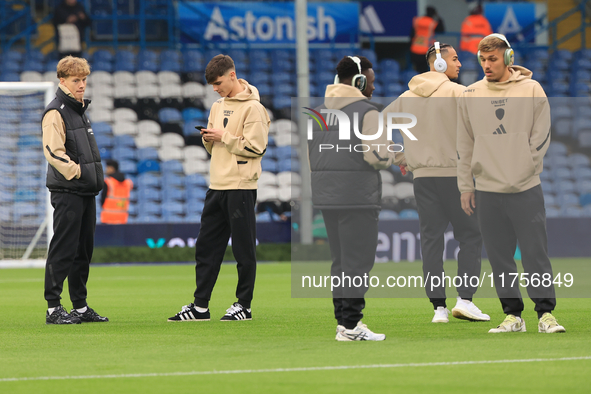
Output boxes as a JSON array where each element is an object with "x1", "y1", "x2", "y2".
[{"x1": 42, "y1": 56, "x2": 108, "y2": 324}]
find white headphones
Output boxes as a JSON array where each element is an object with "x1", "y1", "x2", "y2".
[
  {"x1": 333, "y1": 56, "x2": 368, "y2": 91},
  {"x1": 433, "y1": 42, "x2": 447, "y2": 73}
]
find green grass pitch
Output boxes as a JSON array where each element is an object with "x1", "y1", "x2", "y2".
[{"x1": 0, "y1": 260, "x2": 590, "y2": 393}]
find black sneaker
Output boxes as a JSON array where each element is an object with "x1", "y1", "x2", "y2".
[
  {"x1": 168, "y1": 303, "x2": 210, "y2": 322},
  {"x1": 220, "y1": 302, "x2": 252, "y2": 321},
  {"x1": 70, "y1": 307, "x2": 109, "y2": 322},
  {"x1": 46, "y1": 305, "x2": 81, "y2": 325}
]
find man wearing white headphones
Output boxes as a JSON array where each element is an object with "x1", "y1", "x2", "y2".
[
  {"x1": 384, "y1": 43, "x2": 489, "y2": 324},
  {"x1": 457, "y1": 34, "x2": 565, "y2": 334},
  {"x1": 309, "y1": 56, "x2": 396, "y2": 341}
]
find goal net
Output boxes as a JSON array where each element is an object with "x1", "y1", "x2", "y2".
[{"x1": 0, "y1": 82, "x2": 55, "y2": 268}]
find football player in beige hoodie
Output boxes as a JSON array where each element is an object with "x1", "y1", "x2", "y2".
[
  {"x1": 385, "y1": 43, "x2": 489, "y2": 324},
  {"x1": 168, "y1": 55, "x2": 270, "y2": 323},
  {"x1": 457, "y1": 34, "x2": 565, "y2": 333}
]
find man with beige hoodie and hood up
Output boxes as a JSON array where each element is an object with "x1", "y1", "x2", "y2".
[
  {"x1": 457, "y1": 34, "x2": 565, "y2": 334},
  {"x1": 309, "y1": 56, "x2": 397, "y2": 341},
  {"x1": 168, "y1": 54, "x2": 270, "y2": 322},
  {"x1": 385, "y1": 43, "x2": 489, "y2": 324}
]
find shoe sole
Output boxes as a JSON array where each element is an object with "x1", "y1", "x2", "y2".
[
  {"x1": 46, "y1": 321, "x2": 81, "y2": 325},
  {"x1": 538, "y1": 326, "x2": 566, "y2": 333},
  {"x1": 167, "y1": 319, "x2": 210, "y2": 322},
  {"x1": 431, "y1": 319, "x2": 449, "y2": 323},
  {"x1": 452, "y1": 307, "x2": 490, "y2": 322},
  {"x1": 220, "y1": 318, "x2": 252, "y2": 321},
  {"x1": 488, "y1": 324, "x2": 526, "y2": 333}
]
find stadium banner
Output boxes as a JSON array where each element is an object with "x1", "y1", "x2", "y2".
[
  {"x1": 95, "y1": 222, "x2": 291, "y2": 248},
  {"x1": 177, "y1": 1, "x2": 359, "y2": 44},
  {"x1": 484, "y1": 1, "x2": 548, "y2": 45},
  {"x1": 359, "y1": 1, "x2": 417, "y2": 38}
]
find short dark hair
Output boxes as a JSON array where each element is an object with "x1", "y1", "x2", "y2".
[
  {"x1": 336, "y1": 56, "x2": 373, "y2": 82},
  {"x1": 205, "y1": 54, "x2": 235, "y2": 84},
  {"x1": 106, "y1": 159, "x2": 119, "y2": 172},
  {"x1": 425, "y1": 43, "x2": 452, "y2": 64}
]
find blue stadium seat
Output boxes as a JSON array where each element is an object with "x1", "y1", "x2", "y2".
[
  {"x1": 158, "y1": 107, "x2": 182, "y2": 123},
  {"x1": 573, "y1": 167, "x2": 591, "y2": 179},
  {"x1": 187, "y1": 186, "x2": 207, "y2": 201},
  {"x1": 137, "y1": 148, "x2": 159, "y2": 161},
  {"x1": 138, "y1": 187, "x2": 162, "y2": 202},
  {"x1": 569, "y1": 153, "x2": 591, "y2": 168},
  {"x1": 273, "y1": 72, "x2": 291, "y2": 86},
  {"x1": 137, "y1": 159, "x2": 160, "y2": 174},
  {"x1": 163, "y1": 187, "x2": 186, "y2": 202},
  {"x1": 114, "y1": 134, "x2": 136, "y2": 148},
  {"x1": 160, "y1": 61, "x2": 181, "y2": 73},
  {"x1": 272, "y1": 96, "x2": 292, "y2": 109},
  {"x1": 162, "y1": 173, "x2": 185, "y2": 188},
  {"x1": 161, "y1": 159, "x2": 184, "y2": 174},
  {"x1": 261, "y1": 159, "x2": 278, "y2": 173},
  {"x1": 552, "y1": 167, "x2": 572, "y2": 180},
  {"x1": 92, "y1": 61, "x2": 113, "y2": 72},
  {"x1": 119, "y1": 159, "x2": 137, "y2": 174},
  {"x1": 576, "y1": 179, "x2": 591, "y2": 194},
  {"x1": 0, "y1": 72, "x2": 20, "y2": 81},
  {"x1": 275, "y1": 83, "x2": 296, "y2": 97},
  {"x1": 22, "y1": 60, "x2": 44, "y2": 73},
  {"x1": 137, "y1": 173, "x2": 161, "y2": 188},
  {"x1": 557, "y1": 192, "x2": 579, "y2": 206},
  {"x1": 360, "y1": 49, "x2": 377, "y2": 65},
  {"x1": 4, "y1": 50, "x2": 23, "y2": 63},
  {"x1": 182, "y1": 107, "x2": 205, "y2": 122},
  {"x1": 547, "y1": 142, "x2": 568, "y2": 156},
  {"x1": 379, "y1": 210, "x2": 399, "y2": 220},
  {"x1": 579, "y1": 193, "x2": 591, "y2": 207},
  {"x1": 562, "y1": 206, "x2": 583, "y2": 217},
  {"x1": 399, "y1": 209, "x2": 419, "y2": 219},
  {"x1": 186, "y1": 174, "x2": 208, "y2": 187},
  {"x1": 401, "y1": 70, "x2": 418, "y2": 84},
  {"x1": 256, "y1": 83, "x2": 272, "y2": 96},
  {"x1": 186, "y1": 200, "x2": 205, "y2": 214}
]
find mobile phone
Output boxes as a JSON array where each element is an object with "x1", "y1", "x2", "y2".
[{"x1": 195, "y1": 126, "x2": 206, "y2": 131}]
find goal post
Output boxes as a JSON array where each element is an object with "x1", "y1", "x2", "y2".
[{"x1": 0, "y1": 81, "x2": 56, "y2": 268}]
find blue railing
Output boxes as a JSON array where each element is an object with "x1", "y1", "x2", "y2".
[
  {"x1": 0, "y1": 0, "x2": 34, "y2": 52},
  {"x1": 548, "y1": 0, "x2": 590, "y2": 52}
]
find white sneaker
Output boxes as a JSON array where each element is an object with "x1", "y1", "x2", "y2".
[
  {"x1": 336, "y1": 321, "x2": 386, "y2": 341},
  {"x1": 488, "y1": 314, "x2": 526, "y2": 333},
  {"x1": 432, "y1": 306, "x2": 450, "y2": 323},
  {"x1": 451, "y1": 297, "x2": 490, "y2": 321},
  {"x1": 335, "y1": 324, "x2": 346, "y2": 340},
  {"x1": 538, "y1": 313, "x2": 566, "y2": 333}
]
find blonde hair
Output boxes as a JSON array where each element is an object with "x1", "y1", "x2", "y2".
[
  {"x1": 478, "y1": 36, "x2": 509, "y2": 53},
  {"x1": 56, "y1": 56, "x2": 91, "y2": 79}
]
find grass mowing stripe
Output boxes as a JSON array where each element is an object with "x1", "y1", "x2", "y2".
[{"x1": 2, "y1": 356, "x2": 590, "y2": 382}]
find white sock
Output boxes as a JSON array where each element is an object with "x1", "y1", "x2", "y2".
[
  {"x1": 195, "y1": 306, "x2": 208, "y2": 313},
  {"x1": 48, "y1": 307, "x2": 56, "y2": 314},
  {"x1": 76, "y1": 306, "x2": 88, "y2": 313}
]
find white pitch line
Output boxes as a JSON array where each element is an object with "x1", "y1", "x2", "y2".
[{"x1": 1, "y1": 356, "x2": 590, "y2": 383}]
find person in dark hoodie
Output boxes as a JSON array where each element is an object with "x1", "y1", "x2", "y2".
[
  {"x1": 385, "y1": 43, "x2": 489, "y2": 324},
  {"x1": 53, "y1": 0, "x2": 91, "y2": 59},
  {"x1": 100, "y1": 159, "x2": 133, "y2": 224},
  {"x1": 309, "y1": 56, "x2": 397, "y2": 341},
  {"x1": 42, "y1": 56, "x2": 108, "y2": 325}
]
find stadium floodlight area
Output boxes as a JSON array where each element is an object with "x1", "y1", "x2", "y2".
[{"x1": 0, "y1": 82, "x2": 55, "y2": 268}]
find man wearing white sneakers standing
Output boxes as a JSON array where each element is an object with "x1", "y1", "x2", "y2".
[
  {"x1": 385, "y1": 43, "x2": 489, "y2": 324},
  {"x1": 457, "y1": 34, "x2": 565, "y2": 333}
]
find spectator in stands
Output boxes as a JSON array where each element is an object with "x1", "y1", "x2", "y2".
[
  {"x1": 410, "y1": 6, "x2": 445, "y2": 73},
  {"x1": 309, "y1": 56, "x2": 396, "y2": 341},
  {"x1": 457, "y1": 34, "x2": 565, "y2": 334},
  {"x1": 168, "y1": 55, "x2": 270, "y2": 322},
  {"x1": 100, "y1": 159, "x2": 133, "y2": 224},
  {"x1": 42, "y1": 56, "x2": 108, "y2": 324},
  {"x1": 385, "y1": 42, "x2": 489, "y2": 324},
  {"x1": 460, "y1": 3, "x2": 493, "y2": 54},
  {"x1": 53, "y1": 0, "x2": 91, "y2": 59}
]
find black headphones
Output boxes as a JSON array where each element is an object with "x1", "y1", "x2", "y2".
[{"x1": 333, "y1": 56, "x2": 367, "y2": 92}]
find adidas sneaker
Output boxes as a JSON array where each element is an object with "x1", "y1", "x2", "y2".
[
  {"x1": 168, "y1": 303, "x2": 210, "y2": 322},
  {"x1": 220, "y1": 302, "x2": 252, "y2": 321}
]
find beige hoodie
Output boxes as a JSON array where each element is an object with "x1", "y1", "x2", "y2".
[
  {"x1": 324, "y1": 84, "x2": 396, "y2": 169},
  {"x1": 457, "y1": 66, "x2": 551, "y2": 194},
  {"x1": 384, "y1": 72, "x2": 465, "y2": 177},
  {"x1": 204, "y1": 79, "x2": 270, "y2": 190}
]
